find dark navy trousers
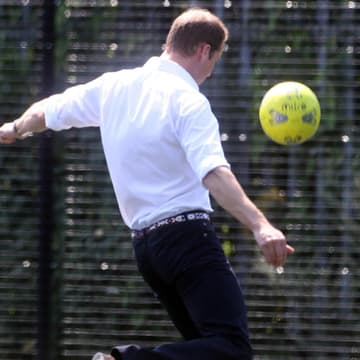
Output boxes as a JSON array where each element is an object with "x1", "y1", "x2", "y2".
[{"x1": 112, "y1": 219, "x2": 252, "y2": 360}]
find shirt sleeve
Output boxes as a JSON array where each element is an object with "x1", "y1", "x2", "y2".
[
  {"x1": 175, "y1": 92, "x2": 230, "y2": 181},
  {"x1": 44, "y1": 73, "x2": 108, "y2": 131}
]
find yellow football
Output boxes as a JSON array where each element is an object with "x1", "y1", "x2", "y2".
[{"x1": 259, "y1": 81, "x2": 321, "y2": 145}]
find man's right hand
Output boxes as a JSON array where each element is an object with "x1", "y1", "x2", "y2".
[
  {"x1": 253, "y1": 223, "x2": 295, "y2": 267},
  {"x1": 0, "y1": 121, "x2": 18, "y2": 144}
]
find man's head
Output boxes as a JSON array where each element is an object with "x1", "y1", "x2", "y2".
[
  {"x1": 165, "y1": 8, "x2": 228, "y2": 58},
  {"x1": 163, "y1": 8, "x2": 228, "y2": 84}
]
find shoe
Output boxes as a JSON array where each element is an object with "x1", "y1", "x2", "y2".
[{"x1": 91, "y1": 353, "x2": 114, "y2": 360}]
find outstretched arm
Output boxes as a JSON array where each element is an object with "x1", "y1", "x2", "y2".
[
  {"x1": 0, "y1": 99, "x2": 48, "y2": 144},
  {"x1": 203, "y1": 165, "x2": 294, "y2": 267}
]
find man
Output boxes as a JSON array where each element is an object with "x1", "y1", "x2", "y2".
[{"x1": 0, "y1": 8, "x2": 294, "y2": 360}]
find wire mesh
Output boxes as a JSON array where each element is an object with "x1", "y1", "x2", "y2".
[{"x1": 0, "y1": 1, "x2": 359, "y2": 359}]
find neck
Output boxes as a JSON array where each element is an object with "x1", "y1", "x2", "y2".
[{"x1": 161, "y1": 51, "x2": 201, "y2": 85}]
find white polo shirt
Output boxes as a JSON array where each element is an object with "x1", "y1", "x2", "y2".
[{"x1": 44, "y1": 57, "x2": 230, "y2": 229}]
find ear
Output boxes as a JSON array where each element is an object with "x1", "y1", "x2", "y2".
[{"x1": 196, "y1": 43, "x2": 211, "y2": 61}]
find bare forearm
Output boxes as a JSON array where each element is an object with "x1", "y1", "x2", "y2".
[
  {"x1": 0, "y1": 99, "x2": 48, "y2": 143},
  {"x1": 203, "y1": 165, "x2": 294, "y2": 266},
  {"x1": 15, "y1": 99, "x2": 48, "y2": 136},
  {"x1": 203, "y1": 166, "x2": 269, "y2": 232}
]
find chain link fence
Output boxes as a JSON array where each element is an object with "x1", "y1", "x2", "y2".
[{"x1": 0, "y1": 1, "x2": 359, "y2": 359}]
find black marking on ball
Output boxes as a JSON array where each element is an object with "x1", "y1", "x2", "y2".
[
  {"x1": 281, "y1": 102, "x2": 307, "y2": 112},
  {"x1": 284, "y1": 135, "x2": 303, "y2": 144}
]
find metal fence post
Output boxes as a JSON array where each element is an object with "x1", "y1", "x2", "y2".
[{"x1": 37, "y1": 1, "x2": 55, "y2": 360}]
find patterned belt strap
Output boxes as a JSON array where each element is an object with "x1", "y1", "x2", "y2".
[{"x1": 131, "y1": 211, "x2": 210, "y2": 240}]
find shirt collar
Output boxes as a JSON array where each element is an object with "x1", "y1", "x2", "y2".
[{"x1": 144, "y1": 56, "x2": 199, "y2": 91}]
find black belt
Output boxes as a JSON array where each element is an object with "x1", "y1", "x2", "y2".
[{"x1": 131, "y1": 211, "x2": 210, "y2": 240}]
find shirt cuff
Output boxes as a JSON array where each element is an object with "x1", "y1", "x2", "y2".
[
  {"x1": 43, "y1": 94, "x2": 72, "y2": 131},
  {"x1": 198, "y1": 157, "x2": 230, "y2": 182}
]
